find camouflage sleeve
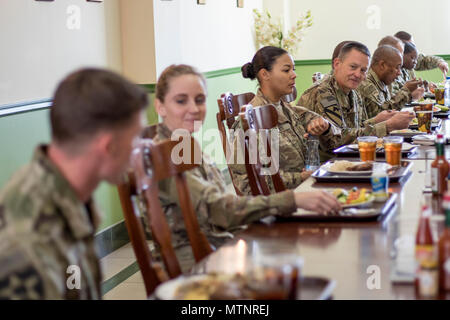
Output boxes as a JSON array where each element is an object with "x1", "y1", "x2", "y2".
[
  {"x1": 313, "y1": 93, "x2": 387, "y2": 145},
  {"x1": 415, "y1": 53, "x2": 445, "y2": 71},
  {"x1": 391, "y1": 80, "x2": 402, "y2": 96},
  {"x1": 185, "y1": 170, "x2": 296, "y2": 230},
  {"x1": 0, "y1": 244, "x2": 45, "y2": 300},
  {"x1": 358, "y1": 83, "x2": 411, "y2": 119}
]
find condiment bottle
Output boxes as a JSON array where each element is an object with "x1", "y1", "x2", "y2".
[
  {"x1": 371, "y1": 162, "x2": 389, "y2": 202},
  {"x1": 439, "y1": 192, "x2": 450, "y2": 291},
  {"x1": 415, "y1": 205, "x2": 439, "y2": 298},
  {"x1": 431, "y1": 134, "x2": 449, "y2": 195}
]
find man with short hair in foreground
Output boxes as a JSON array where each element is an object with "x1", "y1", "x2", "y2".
[{"x1": 0, "y1": 68, "x2": 148, "y2": 299}]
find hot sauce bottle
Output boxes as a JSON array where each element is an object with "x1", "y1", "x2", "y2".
[
  {"x1": 415, "y1": 205, "x2": 439, "y2": 297},
  {"x1": 439, "y1": 193, "x2": 450, "y2": 291},
  {"x1": 431, "y1": 134, "x2": 449, "y2": 195}
]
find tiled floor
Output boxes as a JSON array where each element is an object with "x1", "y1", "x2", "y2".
[{"x1": 101, "y1": 242, "x2": 147, "y2": 300}]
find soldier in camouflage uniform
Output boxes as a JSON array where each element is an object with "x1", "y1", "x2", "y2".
[
  {"x1": 391, "y1": 42, "x2": 425, "y2": 96},
  {"x1": 144, "y1": 64, "x2": 341, "y2": 272},
  {"x1": 299, "y1": 42, "x2": 414, "y2": 148},
  {"x1": 357, "y1": 45, "x2": 422, "y2": 118},
  {"x1": 0, "y1": 68, "x2": 148, "y2": 299},
  {"x1": 229, "y1": 46, "x2": 342, "y2": 194},
  {"x1": 230, "y1": 88, "x2": 342, "y2": 194},
  {"x1": 394, "y1": 31, "x2": 449, "y2": 74}
]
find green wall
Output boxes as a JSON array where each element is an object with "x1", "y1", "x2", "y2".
[{"x1": 1, "y1": 57, "x2": 448, "y2": 232}]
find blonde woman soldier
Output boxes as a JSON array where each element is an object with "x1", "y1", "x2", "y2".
[{"x1": 144, "y1": 64, "x2": 341, "y2": 272}]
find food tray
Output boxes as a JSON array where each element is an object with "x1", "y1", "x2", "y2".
[
  {"x1": 285, "y1": 193, "x2": 397, "y2": 222},
  {"x1": 310, "y1": 160, "x2": 413, "y2": 183},
  {"x1": 153, "y1": 275, "x2": 336, "y2": 300},
  {"x1": 333, "y1": 145, "x2": 417, "y2": 159}
]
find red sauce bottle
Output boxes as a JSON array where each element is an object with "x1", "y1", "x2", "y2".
[{"x1": 415, "y1": 205, "x2": 439, "y2": 297}]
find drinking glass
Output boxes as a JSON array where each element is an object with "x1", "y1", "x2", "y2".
[
  {"x1": 383, "y1": 136, "x2": 403, "y2": 166},
  {"x1": 305, "y1": 137, "x2": 320, "y2": 171},
  {"x1": 357, "y1": 136, "x2": 377, "y2": 162}
]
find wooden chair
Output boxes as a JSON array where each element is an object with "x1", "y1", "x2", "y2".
[
  {"x1": 216, "y1": 92, "x2": 255, "y2": 195},
  {"x1": 141, "y1": 124, "x2": 158, "y2": 139},
  {"x1": 117, "y1": 170, "x2": 167, "y2": 297},
  {"x1": 117, "y1": 138, "x2": 213, "y2": 296},
  {"x1": 239, "y1": 104, "x2": 286, "y2": 196}
]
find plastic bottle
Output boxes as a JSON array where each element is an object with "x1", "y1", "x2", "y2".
[
  {"x1": 371, "y1": 162, "x2": 389, "y2": 202},
  {"x1": 415, "y1": 205, "x2": 439, "y2": 298},
  {"x1": 445, "y1": 76, "x2": 450, "y2": 107},
  {"x1": 431, "y1": 134, "x2": 449, "y2": 195},
  {"x1": 439, "y1": 192, "x2": 450, "y2": 291}
]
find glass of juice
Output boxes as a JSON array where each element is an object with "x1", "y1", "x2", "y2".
[
  {"x1": 435, "y1": 88, "x2": 445, "y2": 105},
  {"x1": 357, "y1": 136, "x2": 378, "y2": 162},
  {"x1": 414, "y1": 104, "x2": 434, "y2": 133},
  {"x1": 383, "y1": 136, "x2": 403, "y2": 166}
]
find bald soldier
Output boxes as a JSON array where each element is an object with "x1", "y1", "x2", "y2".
[
  {"x1": 378, "y1": 36, "x2": 405, "y2": 55},
  {"x1": 357, "y1": 45, "x2": 423, "y2": 118},
  {"x1": 394, "y1": 31, "x2": 449, "y2": 75},
  {"x1": 298, "y1": 41, "x2": 414, "y2": 149},
  {"x1": 0, "y1": 69, "x2": 148, "y2": 299}
]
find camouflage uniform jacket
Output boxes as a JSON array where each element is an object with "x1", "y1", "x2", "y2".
[
  {"x1": 297, "y1": 71, "x2": 332, "y2": 107},
  {"x1": 357, "y1": 68, "x2": 412, "y2": 118},
  {"x1": 391, "y1": 68, "x2": 416, "y2": 96},
  {"x1": 229, "y1": 89, "x2": 342, "y2": 195},
  {"x1": 0, "y1": 145, "x2": 102, "y2": 299},
  {"x1": 151, "y1": 123, "x2": 296, "y2": 251},
  {"x1": 415, "y1": 53, "x2": 445, "y2": 71},
  {"x1": 298, "y1": 74, "x2": 388, "y2": 146}
]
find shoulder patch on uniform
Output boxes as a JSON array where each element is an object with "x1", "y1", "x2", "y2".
[{"x1": 320, "y1": 97, "x2": 338, "y2": 108}]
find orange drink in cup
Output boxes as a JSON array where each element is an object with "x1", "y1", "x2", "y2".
[
  {"x1": 414, "y1": 104, "x2": 434, "y2": 133},
  {"x1": 435, "y1": 88, "x2": 445, "y2": 105},
  {"x1": 357, "y1": 136, "x2": 378, "y2": 162},
  {"x1": 383, "y1": 136, "x2": 403, "y2": 166}
]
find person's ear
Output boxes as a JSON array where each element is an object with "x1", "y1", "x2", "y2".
[
  {"x1": 96, "y1": 131, "x2": 115, "y2": 158},
  {"x1": 333, "y1": 58, "x2": 341, "y2": 70},
  {"x1": 155, "y1": 98, "x2": 166, "y2": 117},
  {"x1": 259, "y1": 68, "x2": 271, "y2": 82}
]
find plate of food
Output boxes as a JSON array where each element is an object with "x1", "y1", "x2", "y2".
[
  {"x1": 435, "y1": 104, "x2": 449, "y2": 112},
  {"x1": 389, "y1": 129, "x2": 426, "y2": 137},
  {"x1": 410, "y1": 117, "x2": 440, "y2": 126},
  {"x1": 321, "y1": 160, "x2": 390, "y2": 175},
  {"x1": 155, "y1": 272, "x2": 295, "y2": 300},
  {"x1": 332, "y1": 187, "x2": 375, "y2": 208}
]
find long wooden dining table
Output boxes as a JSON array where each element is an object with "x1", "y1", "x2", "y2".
[{"x1": 192, "y1": 122, "x2": 450, "y2": 300}]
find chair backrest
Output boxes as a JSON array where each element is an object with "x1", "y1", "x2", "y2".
[
  {"x1": 144, "y1": 138, "x2": 213, "y2": 260},
  {"x1": 117, "y1": 170, "x2": 167, "y2": 297},
  {"x1": 142, "y1": 124, "x2": 158, "y2": 139},
  {"x1": 282, "y1": 86, "x2": 297, "y2": 103},
  {"x1": 240, "y1": 104, "x2": 286, "y2": 196},
  {"x1": 118, "y1": 137, "x2": 213, "y2": 295},
  {"x1": 216, "y1": 92, "x2": 255, "y2": 195}
]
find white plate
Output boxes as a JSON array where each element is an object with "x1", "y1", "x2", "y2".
[
  {"x1": 322, "y1": 161, "x2": 390, "y2": 175},
  {"x1": 155, "y1": 274, "x2": 210, "y2": 300},
  {"x1": 341, "y1": 194, "x2": 375, "y2": 208}
]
